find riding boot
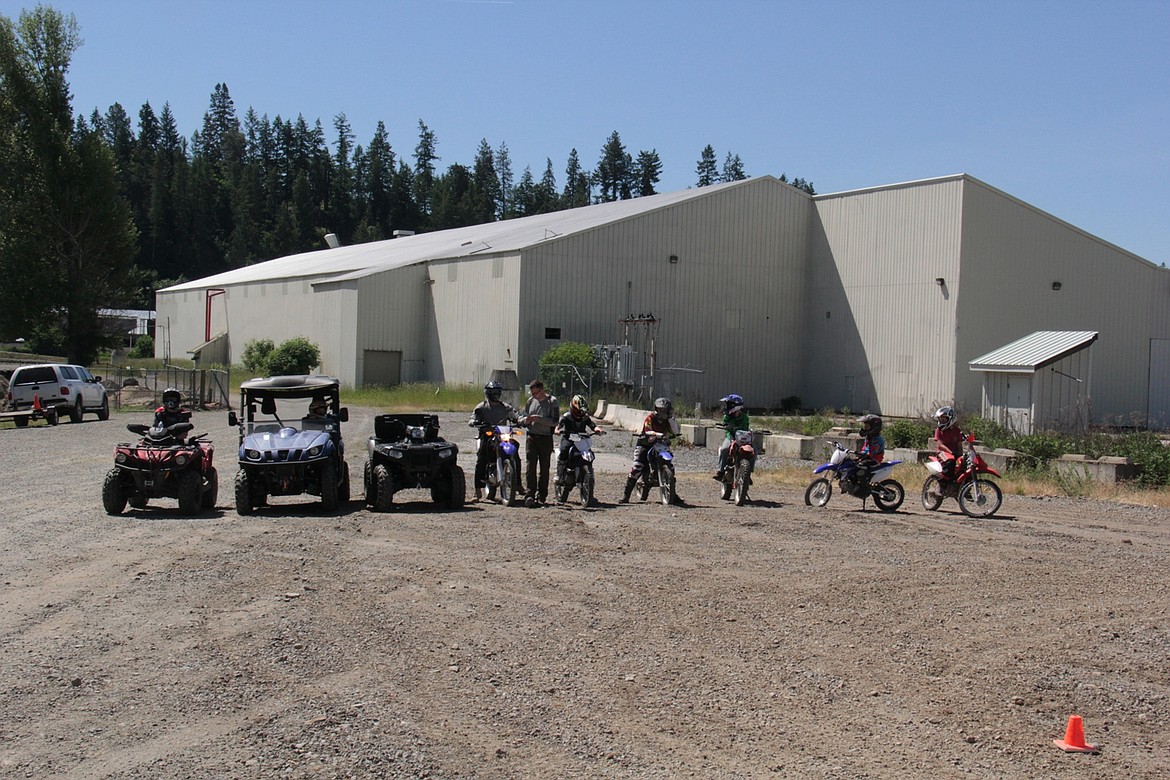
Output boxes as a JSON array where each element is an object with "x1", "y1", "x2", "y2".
[
  {"x1": 554, "y1": 462, "x2": 566, "y2": 486},
  {"x1": 620, "y1": 477, "x2": 636, "y2": 503}
]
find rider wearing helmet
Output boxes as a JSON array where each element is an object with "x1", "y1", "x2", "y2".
[
  {"x1": 554, "y1": 394, "x2": 602, "y2": 488},
  {"x1": 153, "y1": 388, "x2": 190, "y2": 442},
  {"x1": 854, "y1": 414, "x2": 885, "y2": 484},
  {"x1": 932, "y1": 406, "x2": 963, "y2": 478},
  {"x1": 715, "y1": 394, "x2": 751, "y2": 480},
  {"x1": 621, "y1": 397, "x2": 682, "y2": 504},
  {"x1": 469, "y1": 380, "x2": 521, "y2": 501}
]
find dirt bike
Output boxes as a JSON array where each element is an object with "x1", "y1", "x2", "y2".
[
  {"x1": 922, "y1": 431, "x2": 1003, "y2": 517},
  {"x1": 102, "y1": 421, "x2": 218, "y2": 515},
  {"x1": 804, "y1": 441, "x2": 905, "y2": 511},
  {"x1": 636, "y1": 430, "x2": 677, "y2": 506},
  {"x1": 555, "y1": 429, "x2": 605, "y2": 506},
  {"x1": 716, "y1": 426, "x2": 767, "y2": 506},
  {"x1": 475, "y1": 423, "x2": 524, "y2": 505}
]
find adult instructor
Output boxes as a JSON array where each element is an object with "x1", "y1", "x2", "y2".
[{"x1": 522, "y1": 379, "x2": 559, "y2": 506}]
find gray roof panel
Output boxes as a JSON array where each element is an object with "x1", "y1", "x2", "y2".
[{"x1": 969, "y1": 331, "x2": 1099, "y2": 373}]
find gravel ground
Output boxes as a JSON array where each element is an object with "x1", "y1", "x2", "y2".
[{"x1": 1, "y1": 407, "x2": 1168, "y2": 779}]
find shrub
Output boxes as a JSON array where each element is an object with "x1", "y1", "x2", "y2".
[
  {"x1": 885, "y1": 418, "x2": 933, "y2": 449},
  {"x1": 265, "y1": 337, "x2": 321, "y2": 376},
  {"x1": 128, "y1": 335, "x2": 154, "y2": 359},
  {"x1": 241, "y1": 338, "x2": 274, "y2": 373}
]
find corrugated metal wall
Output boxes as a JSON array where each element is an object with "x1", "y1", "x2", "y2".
[
  {"x1": 155, "y1": 281, "x2": 318, "y2": 369},
  {"x1": 517, "y1": 177, "x2": 811, "y2": 409},
  {"x1": 351, "y1": 263, "x2": 428, "y2": 386},
  {"x1": 958, "y1": 180, "x2": 1170, "y2": 424},
  {"x1": 806, "y1": 178, "x2": 965, "y2": 416},
  {"x1": 426, "y1": 254, "x2": 523, "y2": 386}
]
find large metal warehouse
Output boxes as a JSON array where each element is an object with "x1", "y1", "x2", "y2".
[{"x1": 156, "y1": 174, "x2": 1170, "y2": 429}]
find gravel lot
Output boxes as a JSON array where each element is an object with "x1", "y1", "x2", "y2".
[{"x1": 1, "y1": 407, "x2": 1168, "y2": 779}]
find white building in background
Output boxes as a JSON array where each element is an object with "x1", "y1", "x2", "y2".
[{"x1": 155, "y1": 175, "x2": 1170, "y2": 430}]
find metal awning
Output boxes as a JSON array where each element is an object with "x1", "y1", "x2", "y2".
[{"x1": 969, "y1": 331, "x2": 1098, "y2": 374}]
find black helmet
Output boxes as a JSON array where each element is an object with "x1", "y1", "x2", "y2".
[
  {"x1": 857, "y1": 414, "x2": 882, "y2": 437},
  {"x1": 933, "y1": 406, "x2": 956, "y2": 430},
  {"x1": 653, "y1": 397, "x2": 673, "y2": 420},
  {"x1": 484, "y1": 380, "x2": 503, "y2": 401},
  {"x1": 570, "y1": 394, "x2": 587, "y2": 417},
  {"x1": 721, "y1": 394, "x2": 744, "y2": 415},
  {"x1": 162, "y1": 387, "x2": 181, "y2": 410}
]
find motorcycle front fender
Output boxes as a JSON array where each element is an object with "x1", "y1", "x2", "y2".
[
  {"x1": 501, "y1": 441, "x2": 518, "y2": 457},
  {"x1": 813, "y1": 463, "x2": 837, "y2": 475}
]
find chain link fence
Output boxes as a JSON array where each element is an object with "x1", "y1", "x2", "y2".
[{"x1": 97, "y1": 364, "x2": 232, "y2": 410}]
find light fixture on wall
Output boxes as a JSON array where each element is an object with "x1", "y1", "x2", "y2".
[
  {"x1": 669, "y1": 254, "x2": 679, "y2": 264},
  {"x1": 935, "y1": 277, "x2": 945, "y2": 286},
  {"x1": 1052, "y1": 281, "x2": 1062, "y2": 291}
]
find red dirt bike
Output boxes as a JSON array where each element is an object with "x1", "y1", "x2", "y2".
[
  {"x1": 716, "y1": 426, "x2": 766, "y2": 506},
  {"x1": 921, "y1": 432, "x2": 1002, "y2": 518},
  {"x1": 102, "y1": 422, "x2": 218, "y2": 514}
]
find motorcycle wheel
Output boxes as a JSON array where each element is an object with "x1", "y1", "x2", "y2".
[
  {"x1": 372, "y1": 463, "x2": 394, "y2": 512},
  {"x1": 234, "y1": 469, "x2": 254, "y2": 515},
  {"x1": 579, "y1": 468, "x2": 594, "y2": 507},
  {"x1": 202, "y1": 467, "x2": 219, "y2": 510},
  {"x1": 921, "y1": 475, "x2": 945, "y2": 511},
  {"x1": 958, "y1": 478, "x2": 1002, "y2": 518},
  {"x1": 177, "y1": 470, "x2": 202, "y2": 514},
  {"x1": 873, "y1": 479, "x2": 905, "y2": 512},
  {"x1": 720, "y1": 473, "x2": 732, "y2": 501},
  {"x1": 499, "y1": 459, "x2": 517, "y2": 506},
  {"x1": 804, "y1": 478, "x2": 832, "y2": 507},
  {"x1": 733, "y1": 462, "x2": 750, "y2": 506},
  {"x1": 320, "y1": 460, "x2": 340, "y2": 511},
  {"x1": 658, "y1": 465, "x2": 675, "y2": 506},
  {"x1": 102, "y1": 468, "x2": 126, "y2": 515}
]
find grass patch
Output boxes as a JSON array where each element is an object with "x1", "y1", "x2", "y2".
[{"x1": 342, "y1": 383, "x2": 483, "y2": 412}]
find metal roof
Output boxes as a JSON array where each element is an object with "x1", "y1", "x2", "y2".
[
  {"x1": 161, "y1": 178, "x2": 780, "y2": 292},
  {"x1": 969, "y1": 331, "x2": 1099, "y2": 373}
]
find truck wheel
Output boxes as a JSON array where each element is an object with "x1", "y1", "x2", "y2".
[
  {"x1": 97, "y1": 395, "x2": 110, "y2": 421},
  {"x1": 372, "y1": 464, "x2": 393, "y2": 512},
  {"x1": 446, "y1": 466, "x2": 466, "y2": 510},
  {"x1": 69, "y1": 399, "x2": 83, "y2": 423},
  {"x1": 320, "y1": 460, "x2": 339, "y2": 511},
  {"x1": 201, "y1": 467, "x2": 219, "y2": 510},
  {"x1": 102, "y1": 469, "x2": 126, "y2": 515},
  {"x1": 234, "y1": 469, "x2": 254, "y2": 515},
  {"x1": 177, "y1": 470, "x2": 202, "y2": 513}
]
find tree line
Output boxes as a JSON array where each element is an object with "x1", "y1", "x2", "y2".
[{"x1": 0, "y1": 5, "x2": 815, "y2": 364}]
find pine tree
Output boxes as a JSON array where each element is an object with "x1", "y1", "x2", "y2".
[
  {"x1": 0, "y1": 5, "x2": 137, "y2": 361},
  {"x1": 634, "y1": 149, "x2": 662, "y2": 196},
  {"x1": 413, "y1": 119, "x2": 438, "y2": 220},
  {"x1": 595, "y1": 131, "x2": 632, "y2": 202},
  {"x1": 472, "y1": 139, "x2": 500, "y2": 224},
  {"x1": 562, "y1": 148, "x2": 591, "y2": 208},
  {"x1": 721, "y1": 152, "x2": 746, "y2": 182},
  {"x1": 696, "y1": 145, "x2": 719, "y2": 187},
  {"x1": 496, "y1": 141, "x2": 513, "y2": 219}
]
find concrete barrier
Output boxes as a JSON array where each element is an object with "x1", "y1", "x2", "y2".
[
  {"x1": 1054, "y1": 454, "x2": 1142, "y2": 483},
  {"x1": 593, "y1": 399, "x2": 608, "y2": 418},
  {"x1": 680, "y1": 423, "x2": 706, "y2": 447},
  {"x1": 762, "y1": 433, "x2": 817, "y2": 459}
]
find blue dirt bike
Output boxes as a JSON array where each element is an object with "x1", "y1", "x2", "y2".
[{"x1": 804, "y1": 441, "x2": 905, "y2": 511}]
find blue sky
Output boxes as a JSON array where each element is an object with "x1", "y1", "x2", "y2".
[{"x1": 4, "y1": 0, "x2": 1168, "y2": 265}]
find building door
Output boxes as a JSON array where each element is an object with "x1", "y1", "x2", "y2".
[
  {"x1": 363, "y1": 350, "x2": 402, "y2": 388},
  {"x1": 1006, "y1": 376, "x2": 1031, "y2": 434},
  {"x1": 1149, "y1": 339, "x2": 1170, "y2": 431}
]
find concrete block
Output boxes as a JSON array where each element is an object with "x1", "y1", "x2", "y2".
[
  {"x1": 764, "y1": 434, "x2": 817, "y2": 459},
  {"x1": 1054, "y1": 454, "x2": 1142, "y2": 483},
  {"x1": 594, "y1": 399, "x2": 607, "y2": 418},
  {"x1": 680, "y1": 423, "x2": 706, "y2": 447}
]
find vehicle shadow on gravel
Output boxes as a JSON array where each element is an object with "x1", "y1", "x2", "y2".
[
  {"x1": 233, "y1": 499, "x2": 366, "y2": 518},
  {"x1": 120, "y1": 508, "x2": 227, "y2": 520}
]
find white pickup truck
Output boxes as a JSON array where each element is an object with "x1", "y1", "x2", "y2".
[{"x1": 5, "y1": 363, "x2": 109, "y2": 424}]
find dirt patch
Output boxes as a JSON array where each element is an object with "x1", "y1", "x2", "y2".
[{"x1": 0, "y1": 408, "x2": 1166, "y2": 778}]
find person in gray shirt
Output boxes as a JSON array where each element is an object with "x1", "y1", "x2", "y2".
[{"x1": 521, "y1": 379, "x2": 559, "y2": 505}]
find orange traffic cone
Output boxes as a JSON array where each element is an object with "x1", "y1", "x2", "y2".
[
  {"x1": 32, "y1": 393, "x2": 42, "y2": 412},
  {"x1": 1053, "y1": 714, "x2": 1099, "y2": 753}
]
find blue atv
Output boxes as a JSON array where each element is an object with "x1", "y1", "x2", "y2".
[{"x1": 228, "y1": 375, "x2": 350, "y2": 514}]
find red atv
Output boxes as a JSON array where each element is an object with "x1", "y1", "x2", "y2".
[
  {"x1": 102, "y1": 422, "x2": 218, "y2": 514},
  {"x1": 921, "y1": 431, "x2": 1003, "y2": 518}
]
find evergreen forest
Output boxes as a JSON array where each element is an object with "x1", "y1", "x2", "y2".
[{"x1": 0, "y1": 5, "x2": 815, "y2": 363}]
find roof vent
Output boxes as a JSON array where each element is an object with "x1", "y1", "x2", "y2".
[
  {"x1": 393, "y1": 229, "x2": 416, "y2": 238},
  {"x1": 324, "y1": 233, "x2": 341, "y2": 249}
]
